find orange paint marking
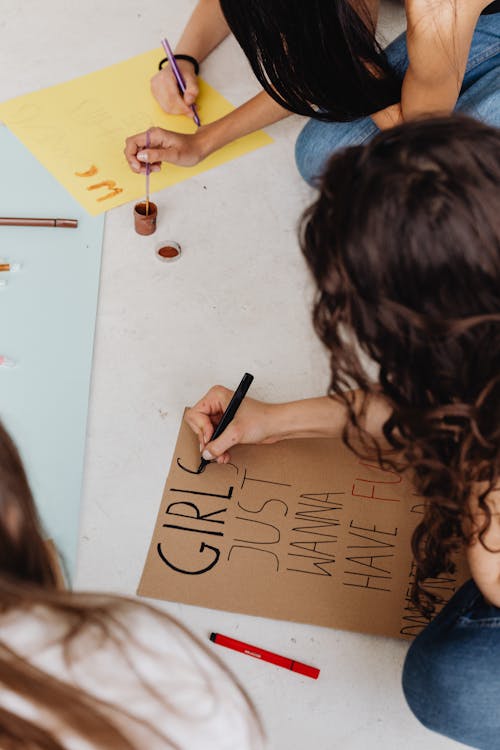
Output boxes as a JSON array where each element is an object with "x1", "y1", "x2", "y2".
[
  {"x1": 96, "y1": 188, "x2": 124, "y2": 202},
  {"x1": 86, "y1": 179, "x2": 123, "y2": 202},
  {"x1": 75, "y1": 165, "x2": 98, "y2": 177}
]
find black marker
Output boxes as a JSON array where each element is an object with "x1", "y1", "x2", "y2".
[{"x1": 198, "y1": 372, "x2": 254, "y2": 474}]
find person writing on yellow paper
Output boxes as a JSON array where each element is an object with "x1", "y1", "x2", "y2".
[
  {"x1": 124, "y1": 0, "x2": 500, "y2": 185},
  {"x1": 186, "y1": 115, "x2": 500, "y2": 750},
  {"x1": 0, "y1": 420, "x2": 264, "y2": 748}
]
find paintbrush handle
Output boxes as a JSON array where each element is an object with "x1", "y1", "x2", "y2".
[
  {"x1": 161, "y1": 37, "x2": 185, "y2": 92},
  {"x1": 145, "y1": 130, "x2": 151, "y2": 212}
]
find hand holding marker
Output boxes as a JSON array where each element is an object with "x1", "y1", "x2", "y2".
[{"x1": 198, "y1": 373, "x2": 254, "y2": 473}]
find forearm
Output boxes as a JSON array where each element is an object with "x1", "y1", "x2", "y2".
[
  {"x1": 373, "y1": 0, "x2": 485, "y2": 129},
  {"x1": 126, "y1": 90, "x2": 289, "y2": 169},
  {"x1": 269, "y1": 391, "x2": 391, "y2": 442},
  {"x1": 398, "y1": 0, "x2": 484, "y2": 121},
  {"x1": 197, "y1": 91, "x2": 291, "y2": 157},
  {"x1": 187, "y1": 388, "x2": 392, "y2": 463},
  {"x1": 175, "y1": 0, "x2": 231, "y2": 62},
  {"x1": 371, "y1": 68, "x2": 464, "y2": 130}
]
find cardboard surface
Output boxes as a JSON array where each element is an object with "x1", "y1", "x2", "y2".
[
  {"x1": 0, "y1": 126, "x2": 104, "y2": 575},
  {"x1": 0, "y1": 48, "x2": 273, "y2": 215},
  {"x1": 138, "y1": 415, "x2": 469, "y2": 640}
]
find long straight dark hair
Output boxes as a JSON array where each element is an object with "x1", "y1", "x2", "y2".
[
  {"x1": 300, "y1": 115, "x2": 500, "y2": 613},
  {"x1": 219, "y1": 0, "x2": 401, "y2": 121},
  {"x1": 0, "y1": 420, "x2": 263, "y2": 748}
]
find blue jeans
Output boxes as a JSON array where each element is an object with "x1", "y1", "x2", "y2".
[
  {"x1": 402, "y1": 579, "x2": 500, "y2": 749},
  {"x1": 296, "y1": 13, "x2": 500, "y2": 185}
]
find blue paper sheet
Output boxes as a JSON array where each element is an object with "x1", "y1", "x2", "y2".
[{"x1": 0, "y1": 127, "x2": 104, "y2": 577}]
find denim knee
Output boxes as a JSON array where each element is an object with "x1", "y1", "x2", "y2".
[
  {"x1": 402, "y1": 637, "x2": 453, "y2": 735},
  {"x1": 402, "y1": 604, "x2": 500, "y2": 750},
  {"x1": 294, "y1": 116, "x2": 379, "y2": 186},
  {"x1": 457, "y1": 64, "x2": 500, "y2": 127},
  {"x1": 295, "y1": 119, "x2": 324, "y2": 187},
  {"x1": 401, "y1": 637, "x2": 481, "y2": 745}
]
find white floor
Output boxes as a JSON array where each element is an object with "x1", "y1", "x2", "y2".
[{"x1": 1, "y1": 2, "x2": 465, "y2": 749}]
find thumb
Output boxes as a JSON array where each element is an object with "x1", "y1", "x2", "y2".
[
  {"x1": 137, "y1": 147, "x2": 168, "y2": 164},
  {"x1": 202, "y1": 423, "x2": 242, "y2": 462},
  {"x1": 183, "y1": 81, "x2": 199, "y2": 107}
]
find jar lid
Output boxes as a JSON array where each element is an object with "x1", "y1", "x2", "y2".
[{"x1": 155, "y1": 241, "x2": 182, "y2": 262}]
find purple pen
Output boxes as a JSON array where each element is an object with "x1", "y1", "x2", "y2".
[{"x1": 161, "y1": 37, "x2": 201, "y2": 127}]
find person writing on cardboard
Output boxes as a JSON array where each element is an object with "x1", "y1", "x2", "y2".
[
  {"x1": 124, "y1": 0, "x2": 500, "y2": 185},
  {"x1": 186, "y1": 115, "x2": 500, "y2": 750}
]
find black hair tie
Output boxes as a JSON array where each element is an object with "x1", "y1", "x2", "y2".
[{"x1": 158, "y1": 54, "x2": 200, "y2": 76}]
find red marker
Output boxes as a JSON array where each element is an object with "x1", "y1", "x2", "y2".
[{"x1": 209, "y1": 632, "x2": 320, "y2": 680}]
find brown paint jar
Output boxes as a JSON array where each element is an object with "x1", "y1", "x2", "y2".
[
  {"x1": 155, "y1": 241, "x2": 182, "y2": 262},
  {"x1": 134, "y1": 201, "x2": 157, "y2": 235}
]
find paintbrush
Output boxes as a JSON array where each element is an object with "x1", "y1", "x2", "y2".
[{"x1": 145, "y1": 130, "x2": 151, "y2": 216}]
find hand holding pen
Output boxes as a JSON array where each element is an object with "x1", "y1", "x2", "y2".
[
  {"x1": 186, "y1": 376, "x2": 289, "y2": 467},
  {"x1": 196, "y1": 373, "x2": 253, "y2": 472},
  {"x1": 160, "y1": 37, "x2": 201, "y2": 127},
  {"x1": 151, "y1": 56, "x2": 200, "y2": 118}
]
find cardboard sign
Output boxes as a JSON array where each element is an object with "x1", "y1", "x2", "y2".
[{"x1": 138, "y1": 415, "x2": 469, "y2": 639}]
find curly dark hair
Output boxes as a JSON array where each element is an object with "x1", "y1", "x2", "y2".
[{"x1": 300, "y1": 115, "x2": 500, "y2": 614}]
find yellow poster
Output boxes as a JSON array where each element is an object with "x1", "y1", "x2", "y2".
[{"x1": 0, "y1": 49, "x2": 273, "y2": 215}]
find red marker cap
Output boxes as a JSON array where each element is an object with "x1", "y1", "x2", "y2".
[{"x1": 291, "y1": 661, "x2": 320, "y2": 679}]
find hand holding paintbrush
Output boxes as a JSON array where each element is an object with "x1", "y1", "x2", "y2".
[
  {"x1": 133, "y1": 129, "x2": 158, "y2": 235},
  {"x1": 145, "y1": 129, "x2": 151, "y2": 216}
]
